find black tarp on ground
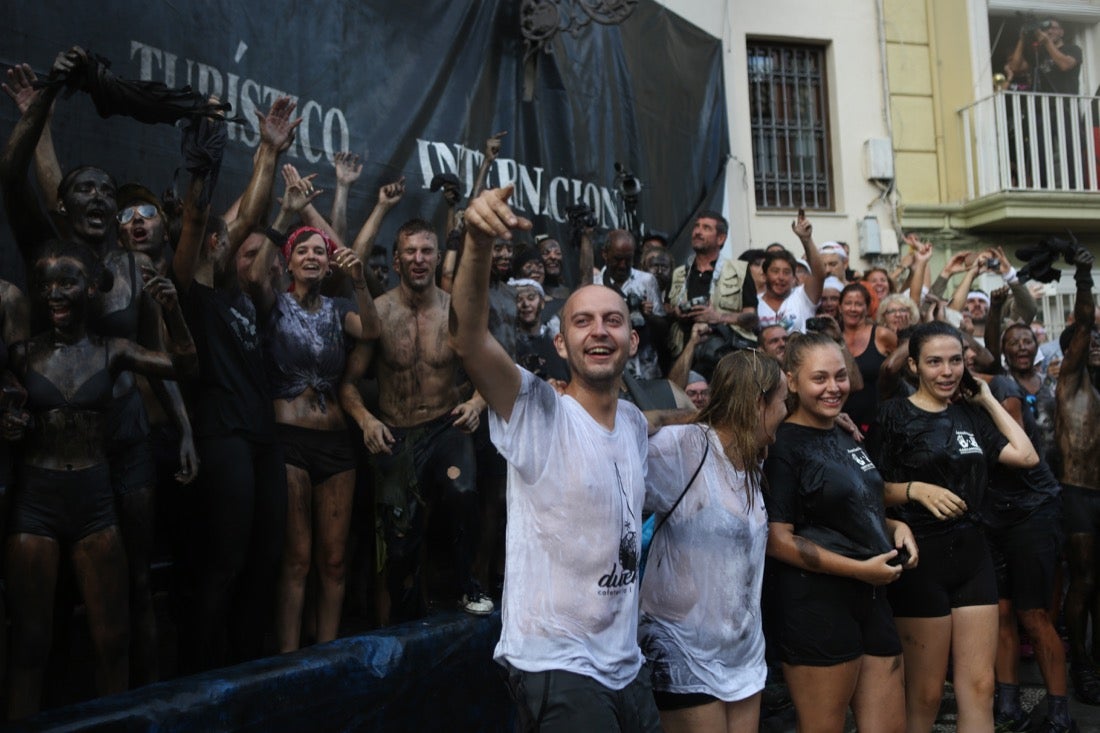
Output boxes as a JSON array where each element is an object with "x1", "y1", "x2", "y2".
[{"x1": 0, "y1": 0, "x2": 728, "y2": 288}]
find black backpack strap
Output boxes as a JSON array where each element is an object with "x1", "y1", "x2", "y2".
[{"x1": 653, "y1": 425, "x2": 710, "y2": 536}]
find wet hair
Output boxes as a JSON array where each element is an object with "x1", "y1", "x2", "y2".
[
  {"x1": 738, "y1": 248, "x2": 767, "y2": 265},
  {"x1": 394, "y1": 218, "x2": 436, "y2": 251},
  {"x1": 908, "y1": 321, "x2": 964, "y2": 362},
  {"x1": 56, "y1": 165, "x2": 117, "y2": 201},
  {"x1": 762, "y1": 250, "x2": 798, "y2": 276},
  {"x1": 840, "y1": 282, "x2": 872, "y2": 308},
  {"x1": 696, "y1": 211, "x2": 728, "y2": 236},
  {"x1": 782, "y1": 331, "x2": 843, "y2": 413},
  {"x1": 695, "y1": 348, "x2": 783, "y2": 508}
]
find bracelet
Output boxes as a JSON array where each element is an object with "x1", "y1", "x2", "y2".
[
  {"x1": 265, "y1": 227, "x2": 287, "y2": 248},
  {"x1": 906, "y1": 481, "x2": 913, "y2": 502}
]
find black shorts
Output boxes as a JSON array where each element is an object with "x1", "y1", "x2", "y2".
[
  {"x1": 277, "y1": 423, "x2": 356, "y2": 485},
  {"x1": 987, "y1": 499, "x2": 1064, "y2": 611},
  {"x1": 888, "y1": 524, "x2": 997, "y2": 617},
  {"x1": 1062, "y1": 483, "x2": 1100, "y2": 536},
  {"x1": 767, "y1": 562, "x2": 901, "y2": 666},
  {"x1": 652, "y1": 690, "x2": 719, "y2": 711},
  {"x1": 504, "y1": 663, "x2": 662, "y2": 733},
  {"x1": 10, "y1": 464, "x2": 117, "y2": 543}
]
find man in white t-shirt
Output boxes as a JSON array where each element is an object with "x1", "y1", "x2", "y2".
[
  {"x1": 756, "y1": 213, "x2": 826, "y2": 333},
  {"x1": 450, "y1": 186, "x2": 662, "y2": 732}
]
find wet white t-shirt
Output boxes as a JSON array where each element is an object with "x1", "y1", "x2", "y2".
[
  {"x1": 489, "y1": 367, "x2": 648, "y2": 690},
  {"x1": 640, "y1": 425, "x2": 768, "y2": 701}
]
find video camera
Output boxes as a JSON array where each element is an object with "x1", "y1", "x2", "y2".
[
  {"x1": 565, "y1": 201, "x2": 597, "y2": 230},
  {"x1": 1017, "y1": 232, "x2": 1083, "y2": 284}
]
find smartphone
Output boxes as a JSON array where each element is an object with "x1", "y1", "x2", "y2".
[{"x1": 959, "y1": 369, "x2": 981, "y2": 399}]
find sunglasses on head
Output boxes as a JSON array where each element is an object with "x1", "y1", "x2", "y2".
[{"x1": 116, "y1": 204, "x2": 158, "y2": 224}]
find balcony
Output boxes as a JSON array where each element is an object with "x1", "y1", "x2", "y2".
[{"x1": 956, "y1": 90, "x2": 1100, "y2": 232}]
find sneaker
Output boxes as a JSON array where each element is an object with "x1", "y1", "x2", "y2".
[
  {"x1": 1034, "y1": 718, "x2": 1079, "y2": 733},
  {"x1": 461, "y1": 585, "x2": 494, "y2": 616}
]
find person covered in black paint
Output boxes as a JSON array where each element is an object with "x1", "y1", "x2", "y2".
[{"x1": 1, "y1": 241, "x2": 196, "y2": 720}]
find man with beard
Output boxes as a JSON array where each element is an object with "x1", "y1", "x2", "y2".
[
  {"x1": 450, "y1": 186, "x2": 661, "y2": 732},
  {"x1": 339, "y1": 219, "x2": 490, "y2": 622},
  {"x1": 667, "y1": 211, "x2": 757, "y2": 358},
  {"x1": 512, "y1": 278, "x2": 569, "y2": 382},
  {"x1": 1054, "y1": 248, "x2": 1100, "y2": 707}
]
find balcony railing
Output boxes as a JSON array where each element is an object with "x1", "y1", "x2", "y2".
[{"x1": 959, "y1": 90, "x2": 1100, "y2": 199}]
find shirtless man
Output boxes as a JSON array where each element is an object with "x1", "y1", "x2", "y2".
[
  {"x1": 1056, "y1": 247, "x2": 1100, "y2": 704},
  {"x1": 340, "y1": 218, "x2": 490, "y2": 623}
]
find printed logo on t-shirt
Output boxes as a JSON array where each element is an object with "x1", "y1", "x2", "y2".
[
  {"x1": 760, "y1": 311, "x2": 797, "y2": 331},
  {"x1": 228, "y1": 305, "x2": 259, "y2": 351},
  {"x1": 846, "y1": 446, "x2": 876, "y2": 472},
  {"x1": 954, "y1": 431, "x2": 983, "y2": 455},
  {"x1": 600, "y1": 462, "x2": 639, "y2": 597}
]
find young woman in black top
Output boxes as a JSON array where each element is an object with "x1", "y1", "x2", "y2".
[
  {"x1": 878, "y1": 322, "x2": 1038, "y2": 733},
  {"x1": 764, "y1": 332, "x2": 916, "y2": 733}
]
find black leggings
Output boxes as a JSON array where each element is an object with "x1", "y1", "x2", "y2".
[{"x1": 177, "y1": 435, "x2": 287, "y2": 672}]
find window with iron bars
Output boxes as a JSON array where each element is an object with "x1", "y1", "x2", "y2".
[{"x1": 747, "y1": 42, "x2": 833, "y2": 210}]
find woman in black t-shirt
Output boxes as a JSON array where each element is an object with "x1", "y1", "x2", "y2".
[
  {"x1": 764, "y1": 332, "x2": 916, "y2": 733},
  {"x1": 878, "y1": 322, "x2": 1038, "y2": 733}
]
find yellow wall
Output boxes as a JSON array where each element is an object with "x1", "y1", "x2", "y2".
[{"x1": 884, "y1": 0, "x2": 975, "y2": 209}]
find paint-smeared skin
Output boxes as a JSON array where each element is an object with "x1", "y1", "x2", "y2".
[{"x1": 793, "y1": 535, "x2": 823, "y2": 570}]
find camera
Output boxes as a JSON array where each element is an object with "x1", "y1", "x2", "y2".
[
  {"x1": 614, "y1": 162, "x2": 642, "y2": 202},
  {"x1": 1017, "y1": 10, "x2": 1053, "y2": 39},
  {"x1": 565, "y1": 202, "x2": 597, "y2": 230},
  {"x1": 986, "y1": 257, "x2": 1001, "y2": 271},
  {"x1": 682, "y1": 295, "x2": 708, "y2": 310},
  {"x1": 624, "y1": 292, "x2": 646, "y2": 328},
  {"x1": 1017, "y1": 232, "x2": 1083, "y2": 283}
]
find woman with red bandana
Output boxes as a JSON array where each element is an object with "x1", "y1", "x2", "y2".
[{"x1": 248, "y1": 174, "x2": 380, "y2": 652}]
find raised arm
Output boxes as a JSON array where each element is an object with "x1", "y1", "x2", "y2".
[
  {"x1": 972, "y1": 379, "x2": 1039, "y2": 468},
  {"x1": 0, "y1": 49, "x2": 83, "y2": 251},
  {"x1": 984, "y1": 286, "x2": 1009, "y2": 372},
  {"x1": 3, "y1": 63, "x2": 64, "y2": 213},
  {"x1": 449, "y1": 186, "x2": 531, "y2": 421},
  {"x1": 668, "y1": 322, "x2": 708, "y2": 388},
  {"x1": 331, "y1": 247, "x2": 381, "y2": 341},
  {"x1": 350, "y1": 177, "x2": 404, "y2": 261},
  {"x1": 907, "y1": 236, "x2": 933, "y2": 305},
  {"x1": 225, "y1": 96, "x2": 301, "y2": 250},
  {"x1": 792, "y1": 212, "x2": 826, "y2": 303},
  {"x1": 471, "y1": 132, "x2": 506, "y2": 200},
  {"x1": 329, "y1": 151, "x2": 362, "y2": 243},
  {"x1": 1060, "y1": 248, "x2": 1096, "y2": 387},
  {"x1": 247, "y1": 167, "x2": 321, "y2": 313}
]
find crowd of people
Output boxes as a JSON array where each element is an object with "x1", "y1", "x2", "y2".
[{"x1": 0, "y1": 45, "x2": 1098, "y2": 733}]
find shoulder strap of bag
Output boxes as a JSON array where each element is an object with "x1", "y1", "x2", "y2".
[{"x1": 653, "y1": 426, "x2": 710, "y2": 536}]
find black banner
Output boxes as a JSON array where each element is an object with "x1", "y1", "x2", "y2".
[{"x1": 0, "y1": 0, "x2": 728, "y2": 287}]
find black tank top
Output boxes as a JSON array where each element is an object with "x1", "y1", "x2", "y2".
[{"x1": 846, "y1": 325, "x2": 887, "y2": 433}]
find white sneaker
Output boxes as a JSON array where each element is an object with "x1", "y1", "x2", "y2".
[{"x1": 461, "y1": 591, "x2": 494, "y2": 616}]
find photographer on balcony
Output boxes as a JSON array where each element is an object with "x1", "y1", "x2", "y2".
[
  {"x1": 1006, "y1": 17, "x2": 1081, "y2": 96},
  {"x1": 1005, "y1": 16, "x2": 1082, "y2": 188}
]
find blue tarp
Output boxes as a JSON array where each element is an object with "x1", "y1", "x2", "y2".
[{"x1": 15, "y1": 612, "x2": 510, "y2": 733}]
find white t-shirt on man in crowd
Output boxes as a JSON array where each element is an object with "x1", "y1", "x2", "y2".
[
  {"x1": 489, "y1": 367, "x2": 650, "y2": 690},
  {"x1": 756, "y1": 285, "x2": 818, "y2": 333}
]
